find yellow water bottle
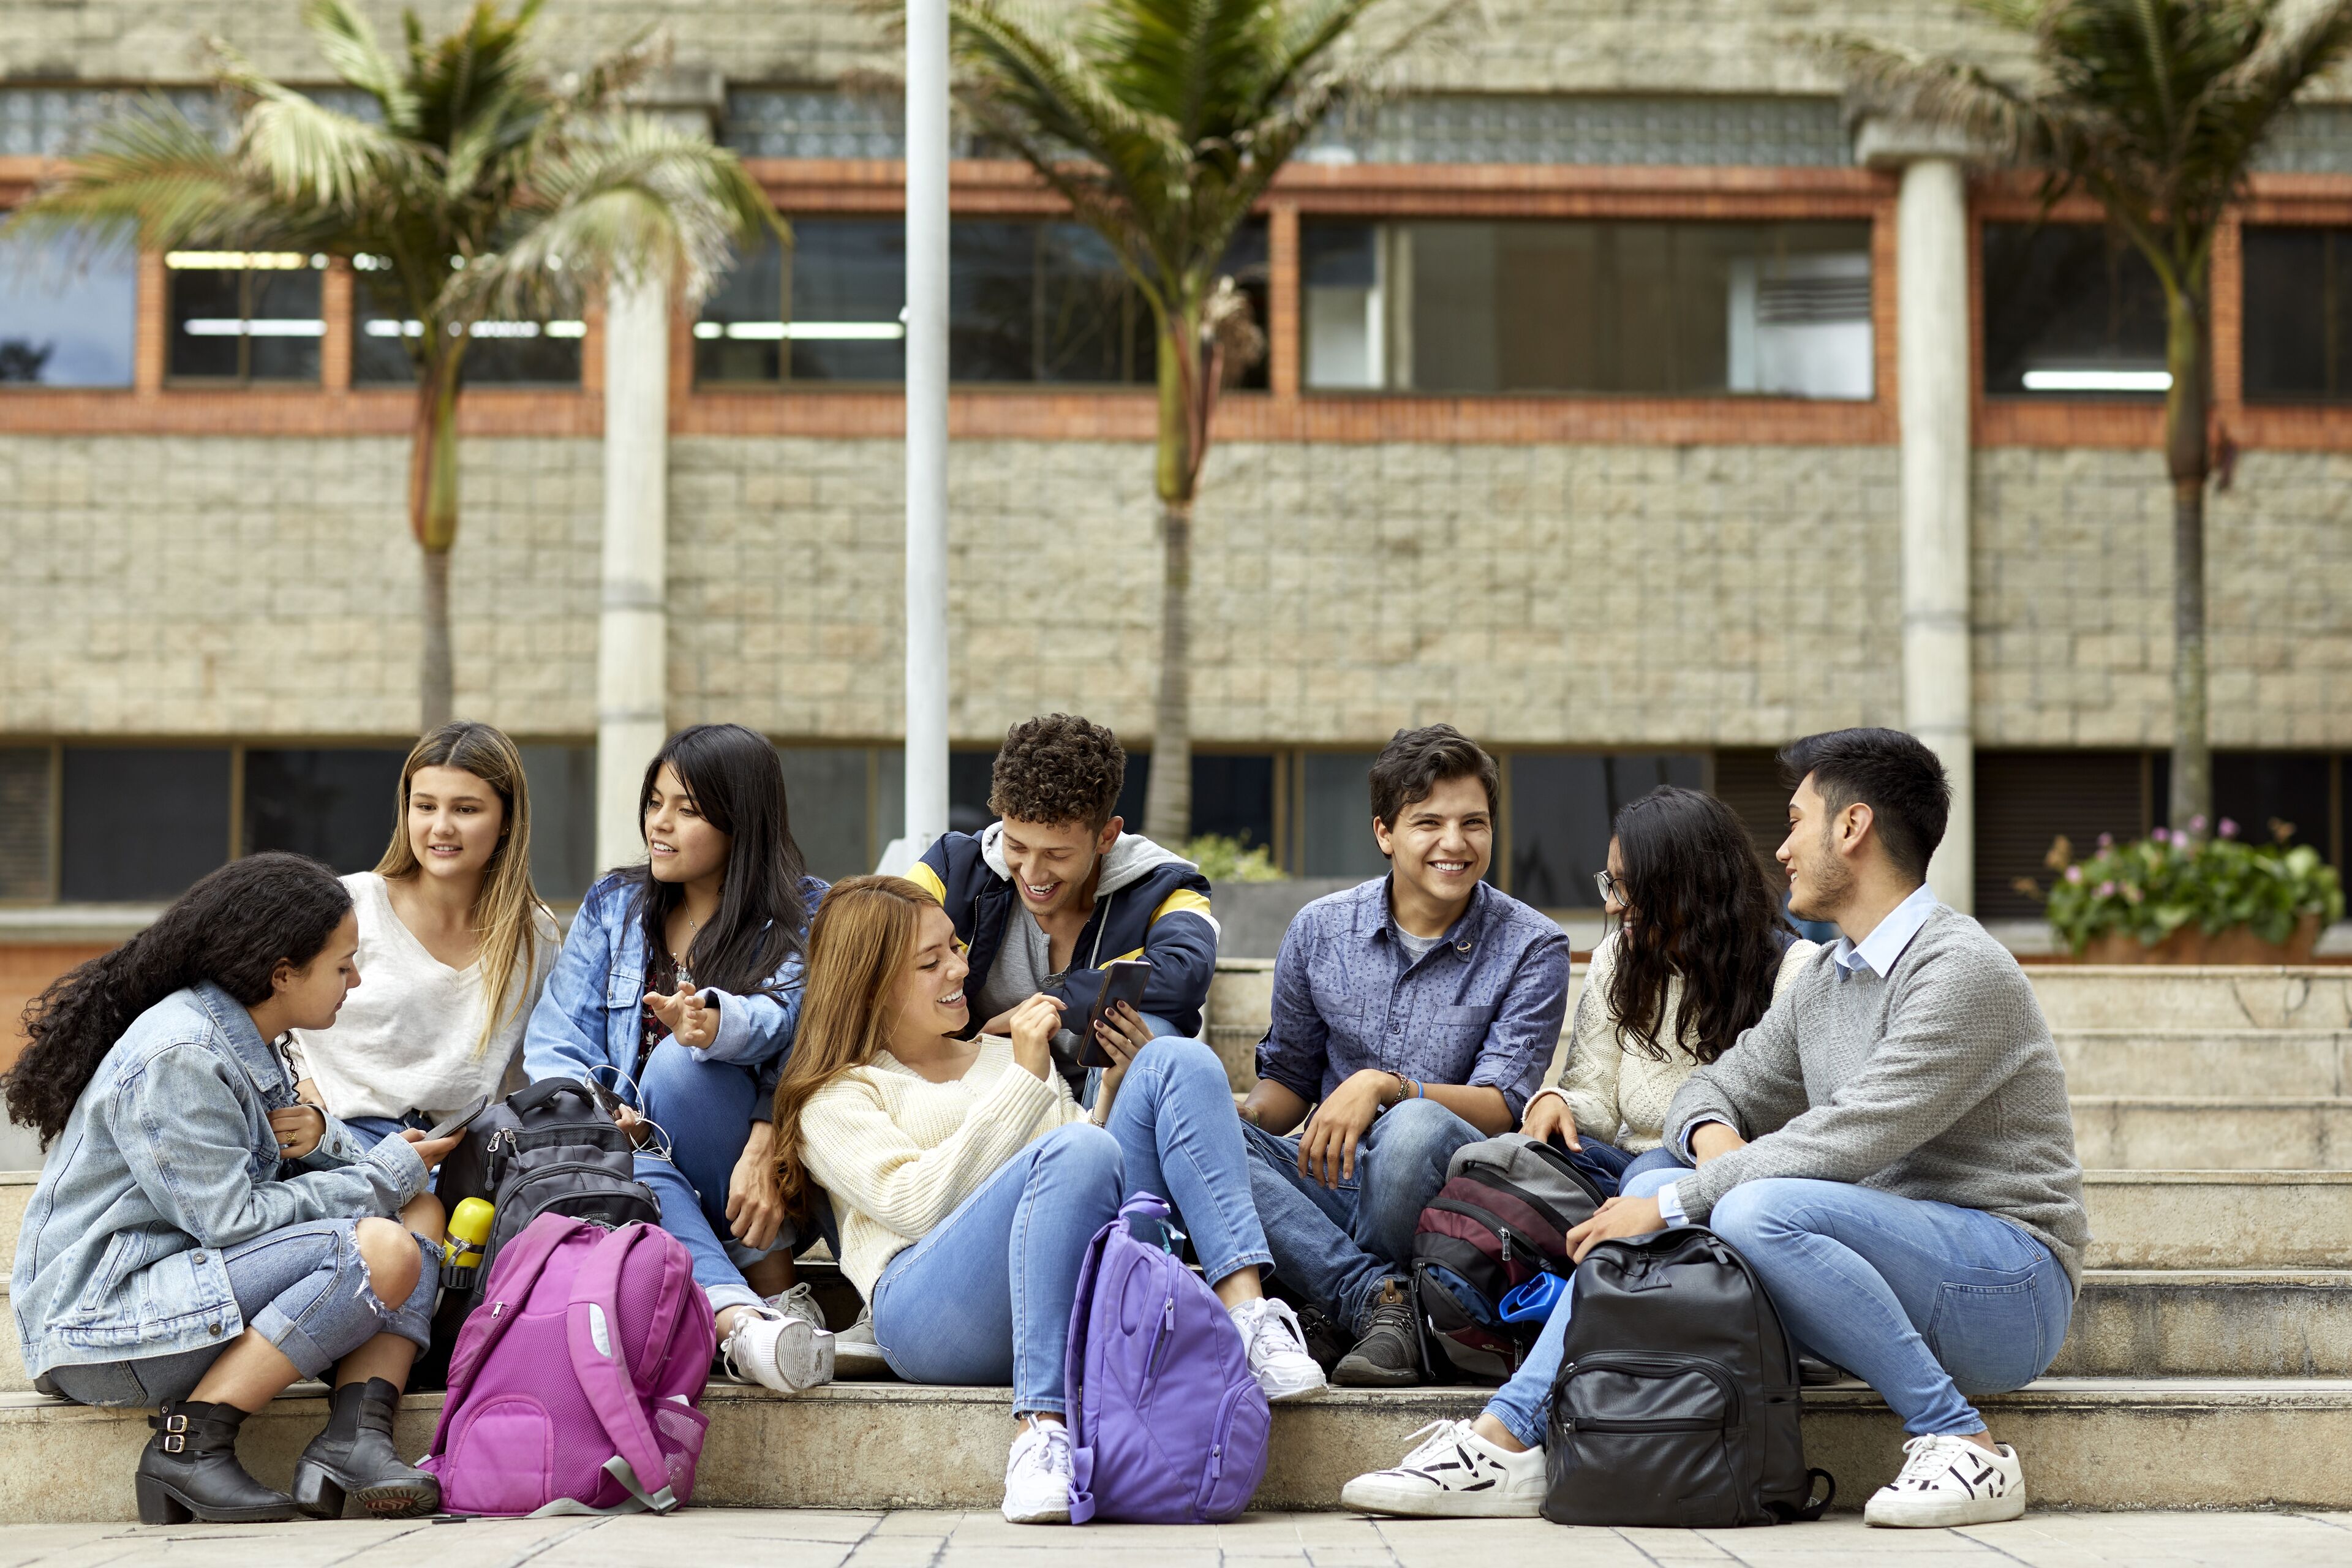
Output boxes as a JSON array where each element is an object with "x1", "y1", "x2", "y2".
[{"x1": 441, "y1": 1197, "x2": 495, "y2": 1289}]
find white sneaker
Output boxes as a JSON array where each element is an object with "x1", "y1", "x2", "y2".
[
  {"x1": 1339, "y1": 1419, "x2": 1545, "y2": 1518},
  {"x1": 1001, "y1": 1415, "x2": 1075, "y2": 1524},
  {"x1": 722, "y1": 1305, "x2": 835, "y2": 1393},
  {"x1": 831, "y1": 1305, "x2": 890, "y2": 1378},
  {"x1": 1864, "y1": 1434, "x2": 2027, "y2": 1527},
  {"x1": 1229, "y1": 1297, "x2": 1327, "y2": 1402}
]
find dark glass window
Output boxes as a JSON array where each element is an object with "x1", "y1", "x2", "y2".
[
  {"x1": 243, "y1": 748, "x2": 406, "y2": 873},
  {"x1": 351, "y1": 258, "x2": 584, "y2": 385},
  {"x1": 1982, "y1": 222, "x2": 2168, "y2": 397},
  {"x1": 1303, "y1": 219, "x2": 1872, "y2": 398},
  {"x1": 1508, "y1": 753, "x2": 1705, "y2": 908},
  {"x1": 0, "y1": 747, "x2": 51, "y2": 901},
  {"x1": 1301, "y1": 752, "x2": 1389, "y2": 879},
  {"x1": 0, "y1": 222, "x2": 137, "y2": 387},
  {"x1": 777, "y1": 746, "x2": 885, "y2": 883},
  {"x1": 696, "y1": 218, "x2": 1266, "y2": 389},
  {"x1": 1191, "y1": 755, "x2": 1276, "y2": 854},
  {"x1": 944, "y1": 744, "x2": 1150, "y2": 836},
  {"x1": 60, "y1": 748, "x2": 232, "y2": 901},
  {"x1": 165, "y1": 252, "x2": 323, "y2": 383},
  {"x1": 519, "y1": 744, "x2": 597, "y2": 901},
  {"x1": 2242, "y1": 227, "x2": 2352, "y2": 402}
]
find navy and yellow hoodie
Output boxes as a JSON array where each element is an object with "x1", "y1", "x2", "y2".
[{"x1": 910, "y1": 821, "x2": 1219, "y2": 1039}]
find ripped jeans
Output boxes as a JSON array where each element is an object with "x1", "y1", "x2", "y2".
[{"x1": 40, "y1": 1218, "x2": 437, "y2": 1408}]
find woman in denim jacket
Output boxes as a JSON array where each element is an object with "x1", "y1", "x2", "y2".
[
  {"x1": 5, "y1": 854, "x2": 464, "y2": 1525},
  {"x1": 523, "y1": 723, "x2": 835, "y2": 1392}
]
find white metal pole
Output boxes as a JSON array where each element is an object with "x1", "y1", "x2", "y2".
[
  {"x1": 897, "y1": 0, "x2": 951, "y2": 869},
  {"x1": 595, "y1": 272, "x2": 672, "y2": 872}
]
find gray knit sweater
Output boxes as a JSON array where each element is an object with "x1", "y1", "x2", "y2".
[{"x1": 1662, "y1": 905, "x2": 2090, "y2": 1292}]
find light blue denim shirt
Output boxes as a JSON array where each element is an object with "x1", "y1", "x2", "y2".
[
  {"x1": 1254, "y1": 876, "x2": 1571, "y2": 1119},
  {"x1": 11, "y1": 983, "x2": 428, "y2": 1381},
  {"x1": 521, "y1": 871, "x2": 826, "y2": 1118}
]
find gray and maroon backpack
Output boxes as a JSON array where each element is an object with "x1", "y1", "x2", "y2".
[{"x1": 1410, "y1": 1133, "x2": 1604, "y2": 1381}]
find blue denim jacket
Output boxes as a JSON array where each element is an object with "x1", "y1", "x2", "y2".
[
  {"x1": 10, "y1": 984, "x2": 428, "y2": 1381},
  {"x1": 1254, "y1": 877, "x2": 1570, "y2": 1119},
  {"x1": 521, "y1": 871, "x2": 826, "y2": 1119}
]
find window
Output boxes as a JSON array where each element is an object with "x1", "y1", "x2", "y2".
[
  {"x1": 244, "y1": 748, "x2": 406, "y2": 872},
  {"x1": 776, "y1": 745, "x2": 903, "y2": 882},
  {"x1": 1303, "y1": 219, "x2": 1872, "y2": 398},
  {"x1": 2242, "y1": 226, "x2": 2352, "y2": 402},
  {"x1": 520, "y1": 745, "x2": 598, "y2": 902},
  {"x1": 696, "y1": 219, "x2": 1267, "y2": 388},
  {"x1": 1508, "y1": 753, "x2": 1706, "y2": 909},
  {"x1": 0, "y1": 223, "x2": 136, "y2": 387},
  {"x1": 165, "y1": 250, "x2": 324, "y2": 383},
  {"x1": 1300, "y1": 752, "x2": 1389, "y2": 879},
  {"x1": 1981, "y1": 222, "x2": 2168, "y2": 397},
  {"x1": 0, "y1": 748, "x2": 51, "y2": 900},
  {"x1": 1191, "y1": 755, "x2": 1277, "y2": 854},
  {"x1": 59, "y1": 747, "x2": 233, "y2": 902},
  {"x1": 351, "y1": 257, "x2": 584, "y2": 386}
]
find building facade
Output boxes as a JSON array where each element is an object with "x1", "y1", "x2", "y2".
[{"x1": 3, "y1": 0, "x2": 2351, "y2": 924}]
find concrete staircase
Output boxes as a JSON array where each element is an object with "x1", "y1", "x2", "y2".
[{"x1": 2, "y1": 962, "x2": 2350, "y2": 1519}]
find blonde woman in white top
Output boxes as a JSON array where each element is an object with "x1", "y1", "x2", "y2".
[
  {"x1": 772, "y1": 875, "x2": 1325, "y2": 1526},
  {"x1": 1521, "y1": 786, "x2": 1819, "y2": 1196},
  {"x1": 289, "y1": 723, "x2": 557, "y2": 1145}
]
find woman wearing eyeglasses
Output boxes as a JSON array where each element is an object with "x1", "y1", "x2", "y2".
[{"x1": 1520, "y1": 786, "x2": 1818, "y2": 1197}]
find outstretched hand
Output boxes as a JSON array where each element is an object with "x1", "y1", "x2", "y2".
[{"x1": 647, "y1": 982, "x2": 718, "y2": 1050}]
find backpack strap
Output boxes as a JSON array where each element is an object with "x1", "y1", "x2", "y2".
[
  {"x1": 426, "y1": 1213, "x2": 587, "y2": 1459},
  {"x1": 1062, "y1": 1212, "x2": 1126, "y2": 1528},
  {"x1": 566, "y1": 1223, "x2": 684, "y2": 1513},
  {"x1": 1766, "y1": 1468, "x2": 1837, "y2": 1524}
]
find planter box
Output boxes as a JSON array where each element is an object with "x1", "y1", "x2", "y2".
[{"x1": 2075, "y1": 912, "x2": 2324, "y2": 965}]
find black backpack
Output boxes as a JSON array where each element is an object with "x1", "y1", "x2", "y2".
[
  {"x1": 413, "y1": 1079, "x2": 662, "y2": 1386},
  {"x1": 1409, "y1": 1133, "x2": 1602, "y2": 1382},
  {"x1": 1542, "y1": 1226, "x2": 1832, "y2": 1528}
]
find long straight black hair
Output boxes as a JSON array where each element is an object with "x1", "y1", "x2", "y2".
[
  {"x1": 629, "y1": 723, "x2": 810, "y2": 996},
  {"x1": 5, "y1": 853, "x2": 353, "y2": 1147},
  {"x1": 1603, "y1": 786, "x2": 1794, "y2": 1066}
]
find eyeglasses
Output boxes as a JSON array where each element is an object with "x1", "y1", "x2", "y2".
[{"x1": 1594, "y1": 870, "x2": 1627, "y2": 907}]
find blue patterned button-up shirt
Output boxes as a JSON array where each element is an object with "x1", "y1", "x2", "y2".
[{"x1": 1254, "y1": 876, "x2": 1571, "y2": 1118}]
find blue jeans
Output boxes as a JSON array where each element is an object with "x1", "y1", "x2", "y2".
[
  {"x1": 1557, "y1": 1139, "x2": 1687, "y2": 1199},
  {"x1": 633, "y1": 1040, "x2": 799, "y2": 1316},
  {"x1": 1099, "y1": 1038, "x2": 1275, "y2": 1285},
  {"x1": 1483, "y1": 1169, "x2": 2073, "y2": 1447},
  {"x1": 870, "y1": 1122, "x2": 1125, "y2": 1417},
  {"x1": 42, "y1": 1218, "x2": 438, "y2": 1408},
  {"x1": 1242, "y1": 1096, "x2": 1480, "y2": 1334}
]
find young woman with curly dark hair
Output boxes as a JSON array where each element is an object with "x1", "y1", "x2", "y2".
[
  {"x1": 1520, "y1": 785, "x2": 1819, "y2": 1196},
  {"x1": 5, "y1": 853, "x2": 463, "y2": 1524}
]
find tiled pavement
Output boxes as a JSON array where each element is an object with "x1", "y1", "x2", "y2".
[{"x1": 5, "y1": 1510, "x2": 2352, "y2": 1567}]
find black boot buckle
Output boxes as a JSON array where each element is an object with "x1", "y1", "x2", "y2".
[
  {"x1": 153, "y1": 1412, "x2": 189, "y2": 1452},
  {"x1": 160, "y1": 1433, "x2": 185, "y2": 1453}
]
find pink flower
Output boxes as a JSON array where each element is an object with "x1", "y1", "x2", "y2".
[
  {"x1": 2153, "y1": 826, "x2": 2171, "y2": 843},
  {"x1": 2097, "y1": 881, "x2": 2117, "y2": 897},
  {"x1": 2065, "y1": 865, "x2": 2084, "y2": 883},
  {"x1": 2190, "y1": 814, "x2": 2208, "y2": 834},
  {"x1": 2219, "y1": 818, "x2": 2240, "y2": 839},
  {"x1": 2097, "y1": 832, "x2": 2115, "y2": 849}
]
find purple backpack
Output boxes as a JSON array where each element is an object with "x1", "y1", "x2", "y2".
[
  {"x1": 421, "y1": 1215, "x2": 717, "y2": 1516},
  {"x1": 1065, "y1": 1192, "x2": 1271, "y2": 1524}
]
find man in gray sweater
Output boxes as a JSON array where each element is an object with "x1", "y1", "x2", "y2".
[{"x1": 1338, "y1": 728, "x2": 2087, "y2": 1529}]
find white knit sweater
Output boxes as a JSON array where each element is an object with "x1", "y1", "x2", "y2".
[
  {"x1": 1547, "y1": 931, "x2": 1818, "y2": 1152},
  {"x1": 798, "y1": 1036, "x2": 1087, "y2": 1298}
]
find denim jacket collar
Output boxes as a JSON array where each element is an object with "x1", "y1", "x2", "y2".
[
  {"x1": 1363, "y1": 874, "x2": 1491, "y2": 963},
  {"x1": 187, "y1": 981, "x2": 292, "y2": 1101}
]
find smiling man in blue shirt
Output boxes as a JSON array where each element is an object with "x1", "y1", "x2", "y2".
[{"x1": 1240, "y1": 725, "x2": 1570, "y2": 1387}]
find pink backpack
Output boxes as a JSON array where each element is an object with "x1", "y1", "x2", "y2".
[{"x1": 421, "y1": 1215, "x2": 717, "y2": 1516}]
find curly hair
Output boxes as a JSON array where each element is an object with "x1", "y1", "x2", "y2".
[
  {"x1": 4, "y1": 853, "x2": 353, "y2": 1148},
  {"x1": 987, "y1": 714, "x2": 1126, "y2": 831}
]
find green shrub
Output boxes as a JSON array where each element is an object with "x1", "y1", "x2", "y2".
[
  {"x1": 1180, "y1": 834, "x2": 1287, "y2": 884},
  {"x1": 2018, "y1": 818, "x2": 2344, "y2": 954}
]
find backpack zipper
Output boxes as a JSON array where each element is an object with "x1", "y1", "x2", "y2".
[
  {"x1": 1145, "y1": 1295, "x2": 1176, "y2": 1380},
  {"x1": 1559, "y1": 1353, "x2": 1742, "y2": 1433}
]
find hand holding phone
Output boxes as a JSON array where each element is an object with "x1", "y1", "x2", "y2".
[
  {"x1": 1078, "y1": 959, "x2": 1153, "y2": 1069},
  {"x1": 424, "y1": 1092, "x2": 492, "y2": 1143}
]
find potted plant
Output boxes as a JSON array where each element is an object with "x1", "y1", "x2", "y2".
[{"x1": 2018, "y1": 819, "x2": 2345, "y2": 964}]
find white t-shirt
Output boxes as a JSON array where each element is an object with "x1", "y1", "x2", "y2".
[{"x1": 290, "y1": 872, "x2": 559, "y2": 1122}]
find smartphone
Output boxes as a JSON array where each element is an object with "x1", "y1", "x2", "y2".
[
  {"x1": 1077, "y1": 959, "x2": 1153, "y2": 1069},
  {"x1": 423, "y1": 1093, "x2": 492, "y2": 1142}
]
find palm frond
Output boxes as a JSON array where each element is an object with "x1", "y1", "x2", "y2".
[
  {"x1": 216, "y1": 48, "x2": 428, "y2": 214},
  {"x1": 562, "y1": 24, "x2": 672, "y2": 114},
  {"x1": 9, "y1": 97, "x2": 318, "y2": 252},
  {"x1": 302, "y1": 0, "x2": 421, "y2": 133},
  {"x1": 1830, "y1": 32, "x2": 2056, "y2": 161}
]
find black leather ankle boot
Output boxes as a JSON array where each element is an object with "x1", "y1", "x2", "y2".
[
  {"x1": 290, "y1": 1377, "x2": 440, "y2": 1519},
  {"x1": 135, "y1": 1400, "x2": 298, "y2": 1524}
]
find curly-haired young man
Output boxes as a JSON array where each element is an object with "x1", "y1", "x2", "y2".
[{"x1": 909, "y1": 714, "x2": 1221, "y2": 1085}]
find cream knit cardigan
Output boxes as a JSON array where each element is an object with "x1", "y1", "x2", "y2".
[
  {"x1": 1544, "y1": 931, "x2": 1819, "y2": 1152},
  {"x1": 798, "y1": 1035, "x2": 1087, "y2": 1299}
]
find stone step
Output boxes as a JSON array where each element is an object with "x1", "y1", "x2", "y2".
[
  {"x1": 2022, "y1": 968, "x2": 2352, "y2": 1033},
  {"x1": 2058, "y1": 1270, "x2": 2352, "y2": 1377},
  {"x1": 2, "y1": 1376, "x2": 2350, "y2": 1520},
  {"x1": 2057, "y1": 1029, "x2": 2352, "y2": 1098},
  {"x1": 2086, "y1": 1170, "x2": 2352, "y2": 1269},
  {"x1": 2071, "y1": 1097, "x2": 2352, "y2": 1169}
]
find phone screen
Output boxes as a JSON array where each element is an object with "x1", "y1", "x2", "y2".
[
  {"x1": 1077, "y1": 960, "x2": 1153, "y2": 1069},
  {"x1": 424, "y1": 1092, "x2": 491, "y2": 1142}
]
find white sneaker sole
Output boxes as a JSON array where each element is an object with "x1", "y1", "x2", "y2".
[
  {"x1": 1864, "y1": 1488, "x2": 2027, "y2": 1528},
  {"x1": 1257, "y1": 1364, "x2": 1329, "y2": 1403},
  {"x1": 1001, "y1": 1496, "x2": 1072, "y2": 1525},
  {"x1": 1339, "y1": 1474, "x2": 1542, "y2": 1518},
  {"x1": 732, "y1": 1319, "x2": 837, "y2": 1393}
]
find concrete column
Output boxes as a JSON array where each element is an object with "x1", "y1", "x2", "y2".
[
  {"x1": 595, "y1": 273, "x2": 671, "y2": 872},
  {"x1": 1863, "y1": 116, "x2": 1977, "y2": 913},
  {"x1": 894, "y1": 0, "x2": 951, "y2": 871}
]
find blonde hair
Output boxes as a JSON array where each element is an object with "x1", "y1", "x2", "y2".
[
  {"x1": 769, "y1": 875, "x2": 938, "y2": 1219},
  {"x1": 376, "y1": 722, "x2": 551, "y2": 1058}
]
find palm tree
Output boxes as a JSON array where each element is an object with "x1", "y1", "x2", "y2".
[
  {"x1": 12, "y1": 0, "x2": 776, "y2": 730},
  {"x1": 1836, "y1": 0, "x2": 2352, "y2": 830},
  {"x1": 949, "y1": 0, "x2": 1446, "y2": 842}
]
